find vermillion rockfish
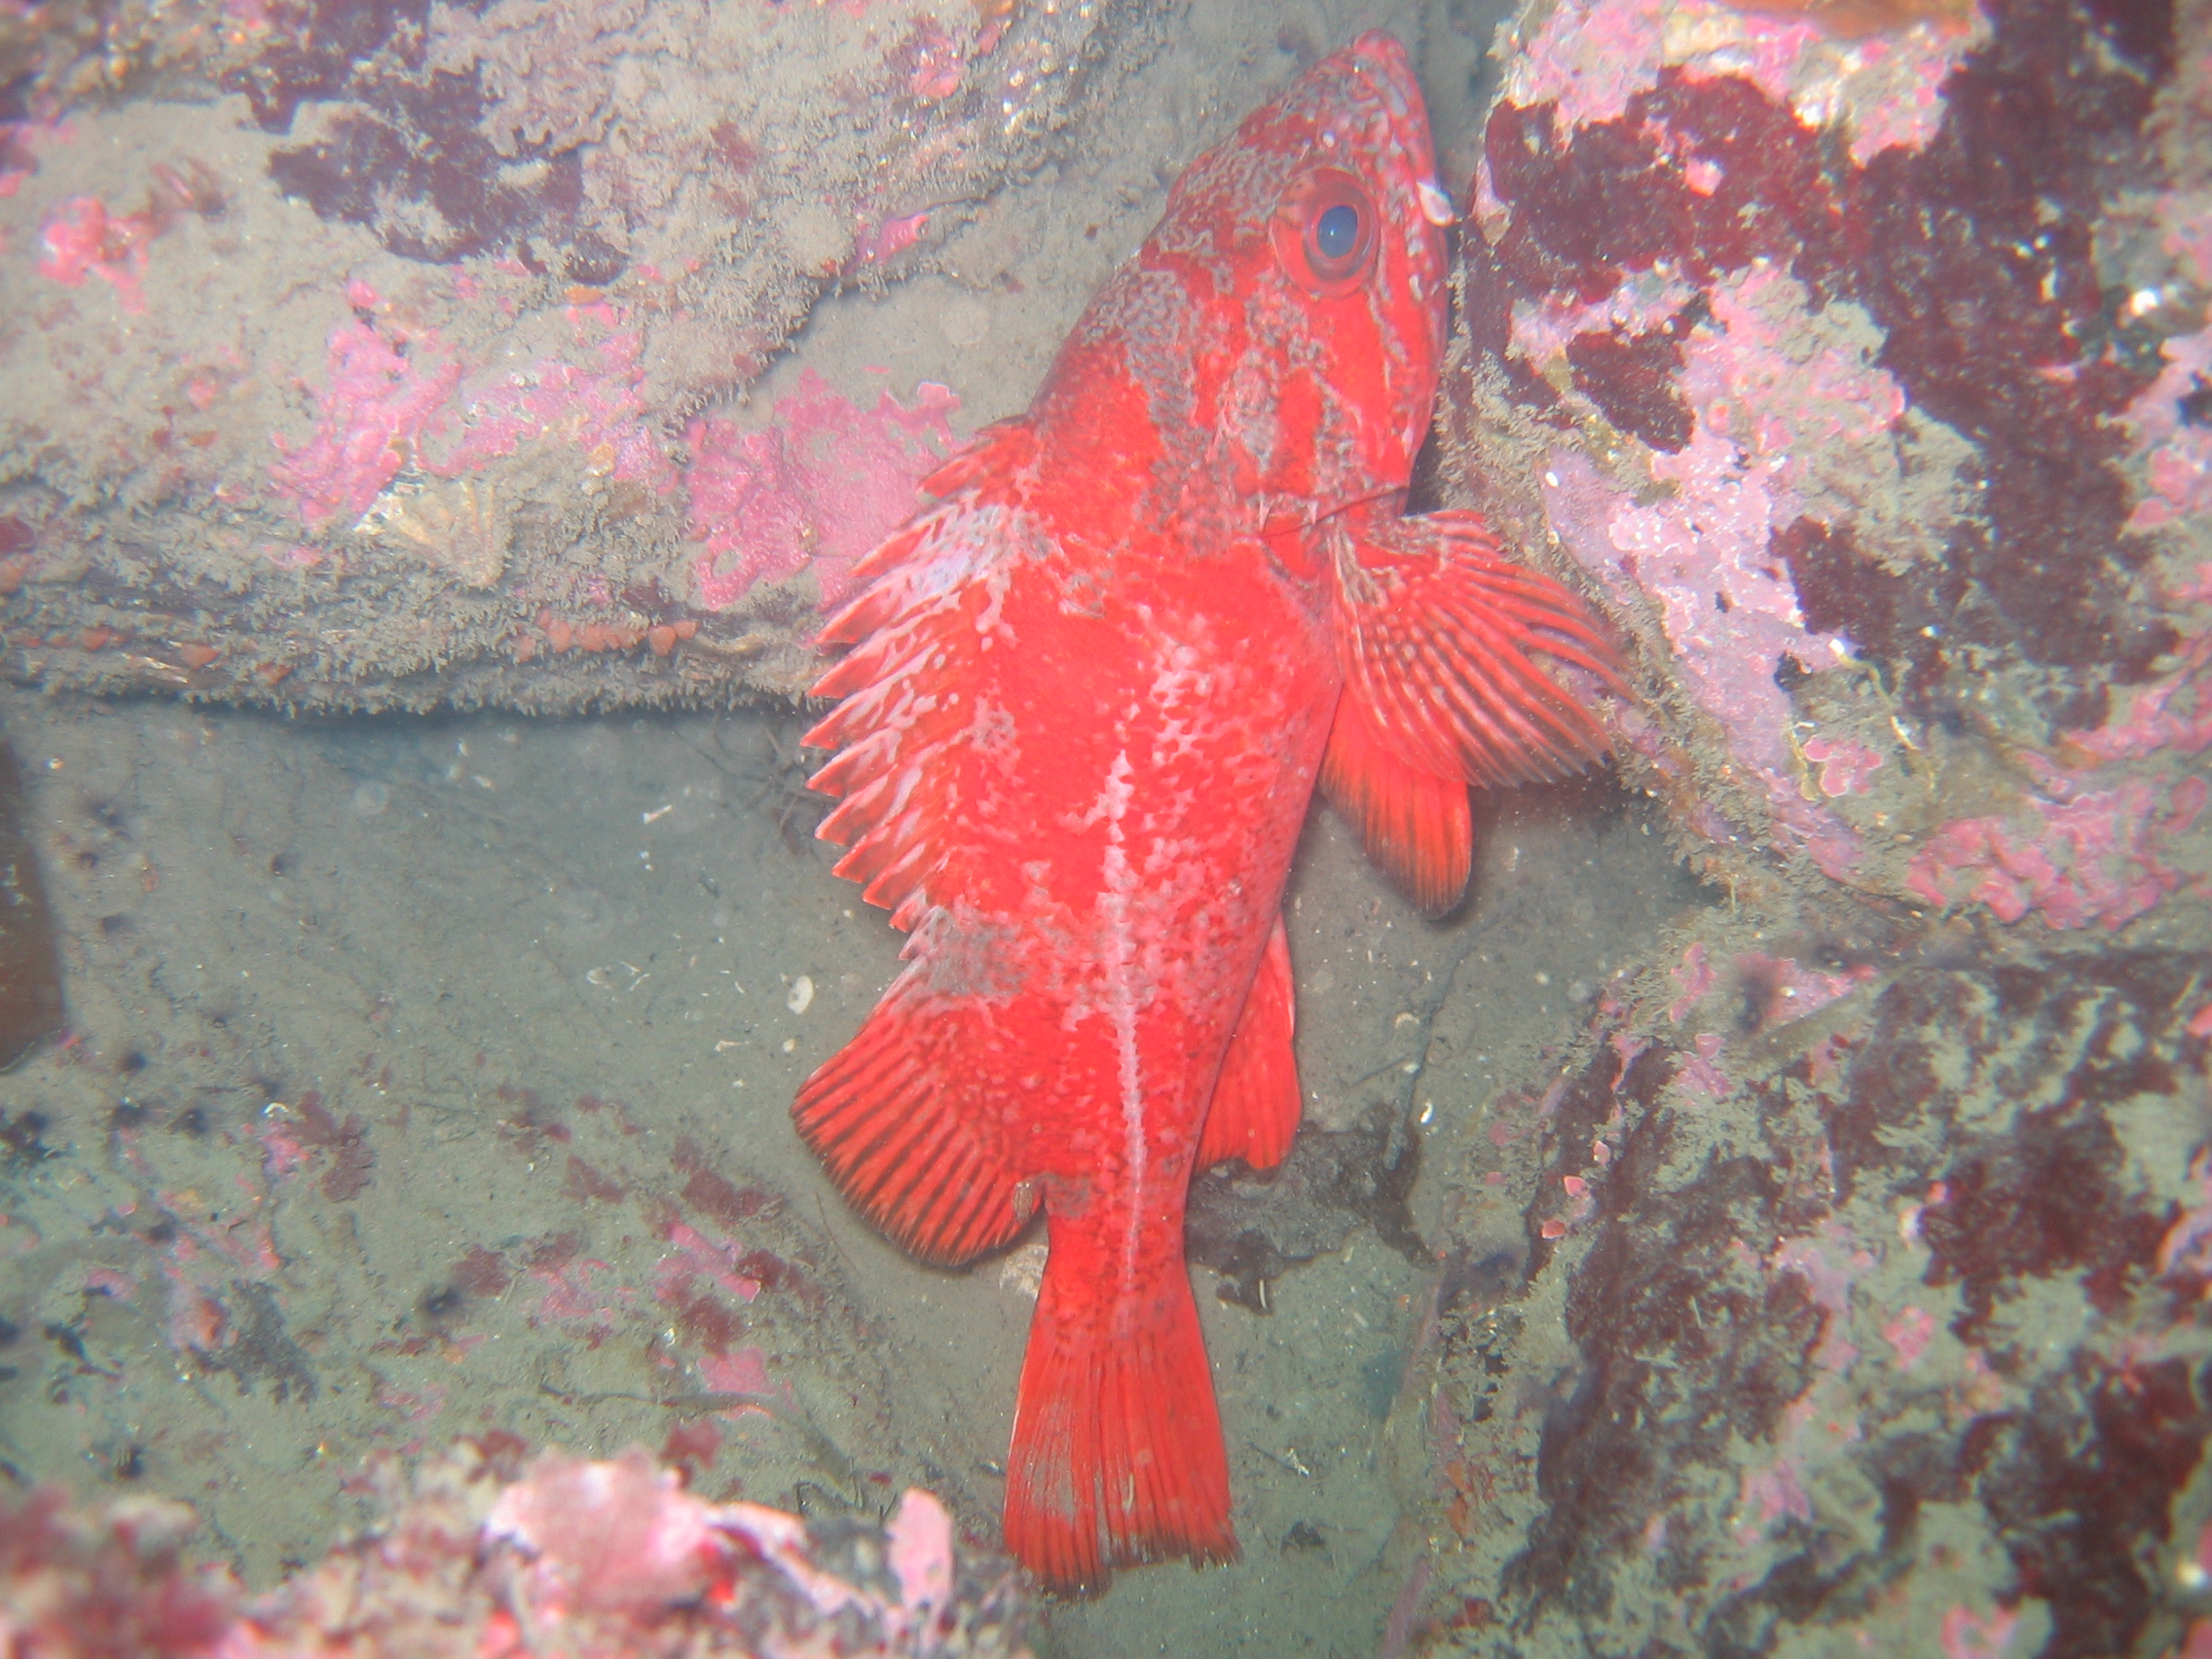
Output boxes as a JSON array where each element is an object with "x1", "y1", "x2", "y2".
[{"x1": 794, "y1": 31, "x2": 1616, "y2": 1592}]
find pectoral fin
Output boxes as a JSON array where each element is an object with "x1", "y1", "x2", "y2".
[{"x1": 1324, "y1": 508, "x2": 1618, "y2": 915}]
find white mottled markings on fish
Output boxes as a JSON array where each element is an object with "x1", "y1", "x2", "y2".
[{"x1": 1090, "y1": 747, "x2": 1147, "y2": 1283}]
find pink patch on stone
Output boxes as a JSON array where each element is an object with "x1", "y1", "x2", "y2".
[
  {"x1": 1667, "y1": 940, "x2": 1714, "y2": 1022},
  {"x1": 1905, "y1": 773, "x2": 2207, "y2": 931},
  {"x1": 1799, "y1": 734, "x2": 1884, "y2": 795},
  {"x1": 437, "y1": 304, "x2": 676, "y2": 493},
  {"x1": 36, "y1": 196, "x2": 151, "y2": 313},
  {"x1": 885, "y1": 1489, "x2": 953, "y2": 1613},
  {"x1": 685, "y1": 371, "x2": 958, "y2": 610},
  {"x1": 269, "y1": 321, "x2": 464, "y2": 528},
  {"x1": 1883, "y1": 1306, "x2": 1935, "y2": 1370}
]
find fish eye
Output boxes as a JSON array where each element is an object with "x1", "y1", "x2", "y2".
[
  {"x1": 1272, "y1": 166, "x2": 1380, "y2": 297},
  {"x1": 1314, "y1": 203, "x2": 1362, "y2": 263}
]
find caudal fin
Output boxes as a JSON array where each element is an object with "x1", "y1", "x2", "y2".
[{"x1": 1003, "y1": 1235, "x2": 1236, "y2": 1593}]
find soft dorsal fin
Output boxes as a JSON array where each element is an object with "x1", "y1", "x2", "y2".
[
  {"x1": 1198, "y1": 913, "x2": 1301, "y2": 1171},
  {"x1": 793, "y1": 981, "x2": 1035, "y2": 1267},
  {"x1": 1323, "y1": 507, "x2": 1617, "y2": 914}
]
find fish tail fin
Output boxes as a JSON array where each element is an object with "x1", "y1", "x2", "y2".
[{"x1": 1005, "y1": 1234, "x2": 1236, "y2": 1594}]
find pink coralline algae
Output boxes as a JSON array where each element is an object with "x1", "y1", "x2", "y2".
[
  {"x1": 650, "y1": 1222, "x2": 762, "y2": 1308},
  {"x1": 1904, "y1": 772, "x2": 2209, "y2": 931},
  {"x1": 1882, "y1": 1305, "x2": 1935, "y2": 1370},
  {"x1": 1734, "y1": 1455, "x2": 1813, "y2": 1539},
  {"x1": 697, "y1": 1346, "x2": 777, "y2": 1412},
  {"x1": 1899, "y1": 566, "x2": 2212, "y2": 933},
  {"x1": 2070, "y1": 629, "x2": 2212, "y2": 764},
  {"x1": 2124, "y1": 323, "x2": 2212, "y2": 534},
  {"x1": 440, "y1": 304, "x2": 678, "y2": 494},
  {"x1": 1666, "y1": 940, "x2": 1714, "y2": 1022},
  {"x1": 147, "y1": 1203, "x2": 284, "y2": 1360},
  {"x1": 268, "y1": 301, "x2": 677, "y2": 532},
  {"x1": 103, "y1": 1114, "x2": 289, "y2": 1366},
  {"x1": 1798, "y1": 734, "x2": 1883, "y2": 796},
  {"x1": 685, "y1": 371, "x2": 959, "y2": 610},
  {"x1": 1939, "y1": 1604, "x2": 2021, "y2": 1659},
  {"x1": 269, "y1": 318, "x2": 464, "y2": 529},
  {"x1": 2157, "y1": 1155, "x2": 2212, "y2": 1281},
  {"x1": 2064, "y1": 568, "x2": 2212, "y2": 764},
  {"x1": 1668, "y1": 1043, "x2": 1731, "y2": 1104},
  {"x1": 1493, "y1": 0, "x2": 1980, "y2": 168},
  {"x1": 36, "y1": 195, "x2": 154, "y2": 313},
  {"x1": 0, "y1": 1442, "x2": 1030, "y2": 1658},
  {"x1": 845, "y1": 209, "x2": 934, "y2": 276},
  {"x1": 1541, "y1": 266, "x2": 1905, "y2": 870},
  {"x1": 529, "y1": 1252, "x2": 625, "y2": 1321}
]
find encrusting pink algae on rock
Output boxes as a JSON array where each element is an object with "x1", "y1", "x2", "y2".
[
  {"x1": 1446, "y1": 0, "x2": 2210, "y2": 937},
  {"x1": 0, "y1": 0, "x2": 1135, "y2": 713},
  {"x1": 0, "y1": 1442, "x2": 1031, "y2": 1658},
  {"x1": 1390, "y1": 0, "x2": 2212, "y2": 1651}
]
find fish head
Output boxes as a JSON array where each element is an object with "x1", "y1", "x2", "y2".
[{"x1": 1142, "y1": 30, "x2": 1452, "y2": 516}]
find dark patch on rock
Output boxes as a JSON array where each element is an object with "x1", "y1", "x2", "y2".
[
  {"x1": 1451, "y1": 945, "x2": 2206, "y2": 1648},
  {"x1": 0, "y1": 735, "x2": 63, "y2": 1074},
  {"x1": 1848, "y1": 0, "x2": 2176, "y2": 677},
  {"x1": 1818, "y1": 953, "x2": 2190, "y2": 1357},
  {"x1": 0, "y1": 1108, "x2": 55, "y2": 1166},
  {"x1": 1566, "y1": 324, "x2": 1692, "y2": 452},
  {"x1": 1773, "y1": 517, "x2": 1951, "y2": 698},
  {"x1": 1504, "y1": 1087, "x2": 1826, "y2": 1621},
  {"x1": 1967, "y1": 1353, "x2": 2211, "y2": 1659},
  {"x1": 193, "y1": 1280, "x2": 318, "y2": 1404},
  {"x1": 229, "y1": 0, "x2": 619, "y2": 276},
  {"x1": 1185, "y1": 1102, "x2": 1425, "y2": 1311}
]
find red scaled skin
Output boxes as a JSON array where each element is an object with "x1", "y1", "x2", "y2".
[{"x1": 795, "y1": 35, "x2": 1524, "y2": 1593}]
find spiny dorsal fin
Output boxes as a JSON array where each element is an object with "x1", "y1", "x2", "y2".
[{"x1": 803, "y1": 422, "x2": 1041, "y2": 932}]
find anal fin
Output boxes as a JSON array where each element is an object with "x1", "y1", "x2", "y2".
[{"x1": 1198, "y1": 914, "x2": 1302, "y2": 1171}]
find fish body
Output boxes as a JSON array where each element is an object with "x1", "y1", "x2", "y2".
[{"x1": 795, "y1": 33, "x2": 1615, "y2": 1593}]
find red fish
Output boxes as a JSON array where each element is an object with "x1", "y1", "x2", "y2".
[{"x1": 794, "y1": 32, "x2": 1615, "y2": 1592}]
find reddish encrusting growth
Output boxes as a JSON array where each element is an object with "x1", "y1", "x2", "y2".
[
  {"x1": 794, "y1": 36, "x2": 1616, "y2": 1592},
  {"x1": 1483, "y1": 0, "x2": 2182, "y2": 690},
  {"x1": 232, "y1": 0, "x2": 620, "y2": 277},
  {"x1": 1490, "y1": 949, "x2": 2209, "y2": 1649},
  {"x1": 294, "y1": 1090, "x2": 375, "y2": 1200},
  {"x1": 0, "y1": 1446, "x2": 1023, "y2": 1657},
  {"x1": 1564, "y1": 323, "x2": 1692, "y2": 453}
]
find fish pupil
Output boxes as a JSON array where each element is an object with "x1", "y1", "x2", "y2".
[{"x1": 1314, "y1": 203, "x2": 1361, "y2": 260}]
